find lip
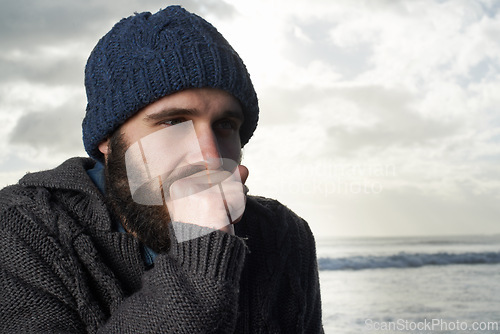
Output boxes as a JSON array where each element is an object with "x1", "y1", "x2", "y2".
[{"x1": 183, "y1": 169, "x2": 234, "y2": 185}]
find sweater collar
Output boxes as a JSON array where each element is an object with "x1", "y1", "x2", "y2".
[
  {"x1": 87, "y1": 160, "x2": 106, "y2": 194},
  {"x1": 19, "y1": 157, "x2": 102, "y2": 197},
  {"x1": 19, "y1": 157, "x2": 113, "y2": 232}
]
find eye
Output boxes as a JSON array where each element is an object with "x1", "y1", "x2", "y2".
[
  {"x1": 160, "y1": 118, "x2": 187, "y2": 127},
  {"x1": 214, "y1": 119, "x2": 239, "y2": 131}
]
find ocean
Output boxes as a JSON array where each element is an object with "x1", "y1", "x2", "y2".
[{"x1": 317, "y1": 235, "x2": 500, "y2": 333}]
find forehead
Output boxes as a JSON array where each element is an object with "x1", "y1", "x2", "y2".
[{"x1": 140, "y1": 88, "x2": 242, "y2": 118}]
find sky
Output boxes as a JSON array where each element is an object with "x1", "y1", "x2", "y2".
[{"x1": 1, "y1": 0, "x2": 500, "y2": 239}]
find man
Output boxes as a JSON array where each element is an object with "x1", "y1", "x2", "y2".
[{"x1": 0, "y1": 6, "x2": 323, "y2": 333}]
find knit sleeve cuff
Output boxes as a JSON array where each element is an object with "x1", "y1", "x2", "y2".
[{"x1": 166, "y1": 222, "x2": 247, "y2": 283}]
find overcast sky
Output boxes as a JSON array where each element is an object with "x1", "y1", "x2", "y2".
[{"x1": 1, "y1": 0, "x2": 500, "y2": 238}]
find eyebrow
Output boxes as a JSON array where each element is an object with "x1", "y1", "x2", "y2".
[{"x1": 144, "y1": 108, "x2": 245, "y2": 122}]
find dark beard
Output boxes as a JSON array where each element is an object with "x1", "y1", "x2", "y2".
[{"x1": 104, "y1": 131, "x2": 171, "y2": 253}]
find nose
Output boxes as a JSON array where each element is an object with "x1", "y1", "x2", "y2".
[{"x1": 196, "y1": 126, "x2": 223, "y2": 170}]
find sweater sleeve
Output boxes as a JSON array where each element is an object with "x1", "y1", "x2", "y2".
[
  {"x1": 243, "y1": 197, "x2": 324, "y2": 333},
  {"x1": 0, "y1": 196, "x2": 90, "y2": 333},
  {"x1": 300, "y1": 218, "x2": 324, "y2": 333},
  {"x1": 0, "y1": 193, "x2": 246, "y2": 334},
  {"x1": 98, "y1": 223, "x2": 247, "y2": 334},
  {"x1": 278, "y1": 202, "x2": 324, "y2": 333}
]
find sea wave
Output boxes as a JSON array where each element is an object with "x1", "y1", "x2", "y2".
[{"x1": 318, "y1": 251, "x2": 500, "y2": 271}]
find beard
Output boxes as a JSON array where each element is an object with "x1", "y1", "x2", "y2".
[
  {"x1": 103, "y1": 130, "x2": 244, "y2": 253},
  {"x1": 104, "y1": 131, "x2": 172, "y2": 253}
]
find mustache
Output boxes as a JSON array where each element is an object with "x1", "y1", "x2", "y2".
[
  {"x1": 130, "y1": 159, "x2": 239, "y2": 205},
  {"x1": 164, "y1": 163, "x2": 207, "y2": 184},
  {"x1": 163, "y1": 158, "x2": 239, "y2": 186}
]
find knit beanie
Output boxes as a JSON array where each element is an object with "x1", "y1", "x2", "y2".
[{"x1": 83, "y1": 5, "x2": 259, "y2": 161}]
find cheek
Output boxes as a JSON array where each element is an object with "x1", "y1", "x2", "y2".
[
  {"x1": 120, "y1": 118, "x2": 154, "y2": 145},
  {"x1": 218, "y1": 136, "x2": 242, "y2": 162}
]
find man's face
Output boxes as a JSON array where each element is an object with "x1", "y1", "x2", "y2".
[{"x1": 99, "y1": 88, "x2": 245, "y2": 252}]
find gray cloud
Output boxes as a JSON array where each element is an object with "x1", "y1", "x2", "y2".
[
  {"x1": 0, "y1": 55, "x2": 84, "y2": 86},
  {"x1": 0, "y1": 0, "x2": 236, "y2": 85},
  {"x1": 258, "y1": 86, "x2": 320, "y2": 124},
  {"x1": 281, "y1": 17, "x2": 373, "y2": 80},
  {"x1": 180, "y1": 0, "x2": 236, "y2": 19},
  {"x1": 333, "y1": 184, "x2": 500, "y2": 236},
  {"x1": 9, "y1": 102, "x2": 84, "y2": 154},
  {"x1": 0, "y1": 0, "x2": 235, "y2": 49},
  {"x1": 0, "y1": 1, "x2": 110, "y2": 86},
  {"x1": 379, "y1": 185, "x2": 500, "y2": 234},
  {"x1": 326, "y1": 86, "x2": 460, "y2": 153},
  {"x1": 259, "y1": 84, "x2": 456, "y2": 141},
  {"x1": 1, "y1": 1, "x2": 112, "y2": 49},
  {"x1": 258, "y1": 83, "x2": 460, "y2": 161}
]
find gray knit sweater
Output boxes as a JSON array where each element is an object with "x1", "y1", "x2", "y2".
[{"x1": 0, "y1": 158, "x2": 323, "y2": 333}]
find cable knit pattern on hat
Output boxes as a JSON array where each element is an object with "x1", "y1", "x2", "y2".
[{"x1": 83, "y1": 6, "x2": 259, "y2": 161}]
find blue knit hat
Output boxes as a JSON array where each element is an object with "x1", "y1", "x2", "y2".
[{"x1": 83, "y1": 5, "x2": 259, "y2": 161}]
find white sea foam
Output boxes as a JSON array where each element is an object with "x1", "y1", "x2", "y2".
[{"x1": 318, "y1": 251, "x2": 500, "y2": 270}]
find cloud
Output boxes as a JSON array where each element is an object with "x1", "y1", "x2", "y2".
[
  {"x1": 282, "y1": 17, "x2": 373, "y2": 81},
  {"x1": 0, "y1": 50, "x2": 84, "y2": 86},
  {"x1": 0, "y1": 0, "x2": 237, "y2": 86},
  {"x1": 9, "y1": 102, "x2": 84, "y2": 155},
  {"x1": 0, "y1": 0, "x2": 236, "y2": 49},
  {"x1": 324, "y1": 86, "x2": 461, "y2": 153},
  {"x1": 180, "y1": 0, "x2": 236, "y2": 19},
  {"x1": 320, "y1": 184, "x2": 500, "y2": 237},
  {"x1": 0, "y1": 1, "x2": 112, "y2": 49},
  {"x1": 257, "y1": 83, "x2": 460, "y2": 154},
  {"x1": 329, "y1": 1, "x2": 500, "y2": 90}
]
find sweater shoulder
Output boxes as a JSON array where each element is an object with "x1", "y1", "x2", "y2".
[
  {"x1": 0, "y1": 157, "x2": 96, "y2": 210},
  {"x1": 242, "y1": 195, "x2": 317, "y2": 254},
  {"x1": 0, "y1": 181, "x2": 69, "y2": 249},
  {"x1": 0, "y1": 182, "x2": 53, "y2": 228},
  {"x1": 0, "y1": 158, "x2": 107, "y2": 239},
  {"x1": 246, "y1": 195, "x2": 309, "y2": 231},
  {"x1": 0, "y1": 182, "x2": 39, "y2": 209}
]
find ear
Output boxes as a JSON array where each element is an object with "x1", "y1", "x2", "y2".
[{"x1": 98, "y1": 139, "x2": 110, "y2": 158}]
